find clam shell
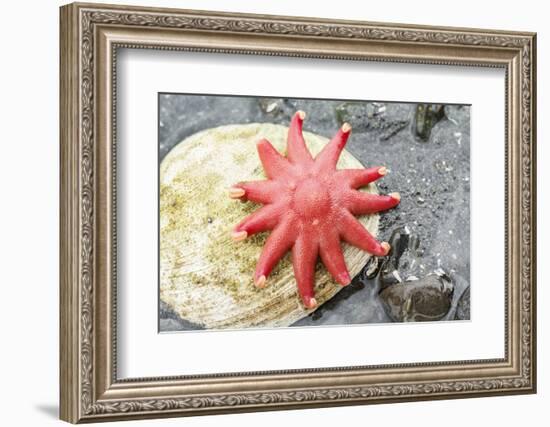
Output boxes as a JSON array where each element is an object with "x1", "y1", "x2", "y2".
[{"x1": 160, "y1": 123, "x2": 379, "y2": 330}]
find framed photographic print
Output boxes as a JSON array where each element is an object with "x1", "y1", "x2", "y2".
[{"x1": 59, "y1": 2, "x2": 537, "y2": 423}]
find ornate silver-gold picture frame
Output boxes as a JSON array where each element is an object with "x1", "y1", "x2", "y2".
[{"x1": 60, "y1": 2, "x2": 536, "y2": 423}]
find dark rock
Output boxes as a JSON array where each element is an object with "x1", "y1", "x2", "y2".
[
  {"x1": 455, "y1": 286, "x2": 471, "y2": 320},
  {"x1": 159, "y1": 301, "x2": 204, "y2": 331},
  {"x1": 413, "y1": 104, "x2": 446, "y2": 141},
  {"x1": 379, "y1": 226, "x2": 421, "y2": 288},
  {"x1": 380, "y1": 120, "x2": 409, "y2": 141},
  {"x1": 362, "y1": 256, "x2": 382, "y2": 280},
  {"x1": 379, "y1": 272, "x2": 454, "y2": 322},
  {"x1": 258, "y1": 98, "x2": 282, "y2": 115},
  {"x1": 375, "y1": 225, "x2": 455, "y2": 322}
]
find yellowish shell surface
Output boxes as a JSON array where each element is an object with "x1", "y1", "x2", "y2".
[{"x1": 160, "y1": 123, "x2": 379, "y2": 330}]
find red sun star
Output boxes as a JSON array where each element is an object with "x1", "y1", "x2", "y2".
[{"x1": 229, "y1": 111, "x2": 400, "y2": 309}]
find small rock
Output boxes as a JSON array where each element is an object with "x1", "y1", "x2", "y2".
[
  {"x1": 380, "y1": 120, "x2": 409, "y2": 141},
  {"x1": 413, "y1": 104, "x2": 446, "y2": 141},
  {"x1": 258, "y1": 98, "x2": 281, "y2": 114}
]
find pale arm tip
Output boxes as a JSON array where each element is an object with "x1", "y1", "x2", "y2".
[
  {"x1": 229, "y1": 187, "x2": 245, "y2": 199},
  {"x1": 255, "y1": 275, "x2": 267, "y2": 288},
  {"x1": 305, "y1": 297, "x2": 318, "y2": 309},
  {"x1": 389, "y1": 192, "x2": 401, "y2": 202},
  {"x1": 337, "y1": 272, "x2": 352, "y2": 286},
  {"x1": 231, "y1": 230, "x2": 248, "y2": 242},
  {"x1": 341, "y1": 122, "x2": 352, "y2": 133},
  {"x1": 256, "y1": 138, "x2": 268, "y2": 147}
]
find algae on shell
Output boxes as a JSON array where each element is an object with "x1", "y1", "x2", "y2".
[{"x1": 160, "y1": 123, "x2": 379, "y2": 330}]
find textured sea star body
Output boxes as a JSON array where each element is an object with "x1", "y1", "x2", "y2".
[{"x1": 229, "y1": 111, "x2": 400, "y2": 309}]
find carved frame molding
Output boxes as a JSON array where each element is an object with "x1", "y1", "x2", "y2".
[{"x1": 60, "y1": 2, "x2": 536, "y2": 423}]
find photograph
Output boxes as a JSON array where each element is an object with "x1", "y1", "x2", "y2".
[{"x1": 158, "y1": 94, "x2": 471, "y2": 332}]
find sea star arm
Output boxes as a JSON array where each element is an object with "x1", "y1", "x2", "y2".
[
  {"x1": 287, "y1": 111, "x2": 314, "y2": 165},
  {"x1": 292, "y1": 233, "x2": 320, "y2": 309},
  {"x1": 339, "y1": 211, "x2": 390, "y2": 257},
  {"x1": 254, "y1": 220, "x2": 295, "y2": 287},
  {"x1": 344, "y1": 190, "x2": 401, "y2": 216},
  {"x1": 229, "y1": 179, "x2": 280, "y2": 204},
  {"x1": 336, "y1": 166, "x2": 387, "y2": 189},
  {"x1": 314, "y1": 123, "x2": 351, "y2": 172},
  {"x1": 319, "y1": 231, "x2": 351, "y2": 286},
  {"x1": 256, "y1": 138, "x2": 292, "y2": 179},
  {"x1": 232, "y1": 204, "x2": 282, "y2": 240}
]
